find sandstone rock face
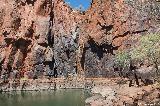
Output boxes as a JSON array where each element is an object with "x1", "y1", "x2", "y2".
[{"x1": 0, "y1": 0, "x2": 159, "y2": 78}]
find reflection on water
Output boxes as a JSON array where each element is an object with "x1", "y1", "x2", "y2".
[{"x1": 0, "y1": 89, "x2": 91, "y2": 106}]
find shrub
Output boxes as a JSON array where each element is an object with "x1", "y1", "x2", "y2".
[
  {"x1": 114, "y1": 34, "x2": 160, "y2": 74},
  {"x1": 131, "y1": 34, "x2": 160, "y2": 72},
  {"x1": 114, "y1": 50, "x2": 130, "y2": 68}
]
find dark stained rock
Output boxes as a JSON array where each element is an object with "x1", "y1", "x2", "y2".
[{"x1": 0, "y1": 0, "x2": 159, "y2": 79}]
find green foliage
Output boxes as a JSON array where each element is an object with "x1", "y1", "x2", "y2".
[
  {"x1": 114, "y1": 34, "x2": 160, "y2": 70},
  {"x1": 114, "y1": 50, "x2": 130, "y2": 68},
  {"x1": 131, "y1": 34, "x2": 160, "y2": 65},
  {"x1": 130, "y1": 47, "x2": 146, "y2": 61}
]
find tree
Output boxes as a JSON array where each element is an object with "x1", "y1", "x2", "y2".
[
  {"x1": 114, "y1": 34, "x2": 160, "y2": 76},
  {"x1": 130, "y1": 34, "x2": 160, "y2": 74},
  {"x1": 114, "y1": 50, "x2": 131, "y2": 77}
]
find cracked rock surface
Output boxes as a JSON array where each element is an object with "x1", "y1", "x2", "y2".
[{"x1": 0, "y1": 0, "x2": 159, "y2": 79}]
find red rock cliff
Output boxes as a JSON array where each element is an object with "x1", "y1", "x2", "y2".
[{"x1": 0, "y1": 0, "x2": 159, "y2": 78}]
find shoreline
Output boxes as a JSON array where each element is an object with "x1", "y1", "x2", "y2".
[
  {"x1": 0, "y1": 77, "x2": 123, "y2": 92},
  {"x1": 1, "y1": 78, "x2": 160, "y2": 106},
  {"x1": 0, "y1": 78, "x2": 97, "y2": 92}
]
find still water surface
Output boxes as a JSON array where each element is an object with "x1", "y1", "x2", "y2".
[{"x1": 0, "y1": 89, "x2": 90, "y2": 106}]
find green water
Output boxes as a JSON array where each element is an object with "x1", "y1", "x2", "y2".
[{"x1": 0, "y1": 89, "x2": 91, "y2": 106}]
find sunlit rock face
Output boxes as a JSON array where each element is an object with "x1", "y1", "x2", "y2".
[{"x1": 0, "y1": 0, "x2": 159, "y2": 78}]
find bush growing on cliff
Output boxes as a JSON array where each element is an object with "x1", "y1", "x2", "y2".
[
  {"x1": 115, "y1": 34, "x2": 160, "y2": 75},
  {"x1": 114, "y1": 50, "x2": 130, "y2": 68},
  {"x1": 131, "y1": 34, "x2": 160, "y2": 72}
]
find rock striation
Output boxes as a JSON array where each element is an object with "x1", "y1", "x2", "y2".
[{"x1": 0, "y1": 0, "x2": 159, "y2": 79}]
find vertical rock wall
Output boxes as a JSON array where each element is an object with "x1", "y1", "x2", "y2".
[{"x1": 0, "y1": 0, "x2": 159, "y2": 79}]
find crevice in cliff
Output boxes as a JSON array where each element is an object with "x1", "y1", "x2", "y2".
[
  {"x1": 47, "y1": 0, "x2": 54, "y2": 47},
  {"x1": 26, "y1": 0, "x2": 37, "y2": 6},
  {"x1": 131, "y1": 30, "x2": 148, "y2": 34},
  {"x1": 15, "y1": 38, "x2": 32, "y2": 52},
  {"x1": 16, "y1": 38, "x2": 32, "y2": 68},
  {"x1": 6, "y1": 38, "x2": 32, "y2": 71},
  {"x1": 49, "y1": 0, "x2": 54, "y2": 27},
  {"x1": 53, "y1": 58, "x2": 58, "y2": 78},
  {"x1": 4, "y1": 38, "x2": 14, "y2": 47},
  {"x1": 113, "y1": 29, "x2": 147, "y2": 40},
  {"x1": 80, "y1": 47, "x2": 87, "y2": 70},
  {"x1": 79, "y1": 36, "x2": 119, "y2": 75},
  {"x1": 44, "y1": 58, "x2": 57, "y2": 78},
  {"x1": 0, "y1": 56, "x2": 5, "y2": 65},
  {"x1": 0, "y1": 58, "x2": 5, "y2": 74},
  {"x1": 87, "y1": 37, "x2": 118, "y2": 60},
  {"x1": 65, "y1": 49, "x2": 70, "y2": 59},
  {"x1": 25, "y1": 21, "x2": 34, "y2": 38},
  {"x1": 0, "y1": 9, "x2": 5, "y2": 28},
  {"x1": 113, "y1": 31, "x2": 130, "y2": 40},
  {"x1": 47, "y1": 29, "x2": 54, "y2": 47},
  {"x1": 8, "y1": 46, "x2": 18, "y2": 71},
  {"x1": 25, "y1": 27, "x2": 34, "y2": 38},
  {"x1": 12, "y1": 17, "x2": 21, "y2": 31},
  {"x1": 45, "y1": 0, "x2": 54, "y2": 78},
  {"x1": 53, "y1": 67, "x2": 58, "y2": 78},
  {"x1": 88, "y1": 38, "x2": 105, "y2": 59},
  {"x1": 38, "y1": 43, "x2": 48, "y2": 48},
  {"x1": 97, "y1": 22, "x2": 113, "y2": 34}
]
